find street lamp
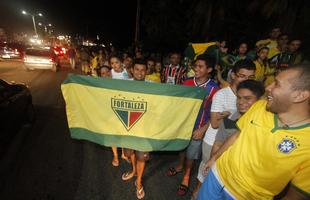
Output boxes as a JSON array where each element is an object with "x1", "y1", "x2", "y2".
[
  {"x1": 134, "y1": 0, "x2": 140, "y2": 46},
  {"x1": 22, "y1": 10, "x2": 43, "y2": 36},
  {"x1": 38, "y1": 22, "x2": 52, "y2": 33}
]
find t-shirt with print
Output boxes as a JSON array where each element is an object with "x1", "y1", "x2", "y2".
[{"x1": 161, "y1": 64, "x2": 187, "y2": 85}]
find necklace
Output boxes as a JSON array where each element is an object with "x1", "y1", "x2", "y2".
[{"x1": 279, "y1": 116, "x2": 310, "y2": 129}]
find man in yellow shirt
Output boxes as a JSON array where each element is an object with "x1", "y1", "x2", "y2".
[
  {"x1": 198, "y1": 64, "x2": 310, "y2": 199},
  {"x1": 256, "y1": 27, "x2": 281, "y2": 59},
  {"x1": 254, "y1": 46, "x2": 269, "y2": 82}
]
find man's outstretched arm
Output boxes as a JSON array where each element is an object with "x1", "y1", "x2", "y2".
[{"x1": 204, "y1": 130, "x2": 240, "y2": 170}]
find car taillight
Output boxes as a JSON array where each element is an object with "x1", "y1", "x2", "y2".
[{"x1": 49, "y1": 57, "x2": 54, "y2": 62}]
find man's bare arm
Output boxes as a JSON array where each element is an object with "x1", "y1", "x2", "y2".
[
  {"x1": 212, "y1": 130, "x2": 240, "y2": 160},
  {"x1": 192, "y1": 122, "x2": 210, "y2": 140},
  {"x1": 204, "y1": 131, "x2": 240, "y2": 170}
]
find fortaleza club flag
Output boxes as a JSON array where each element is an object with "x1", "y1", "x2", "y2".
[{"x1": 61, "y1": 74, "x2": 207, "y2": 151}]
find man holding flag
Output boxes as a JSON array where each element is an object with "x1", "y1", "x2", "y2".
[
  {"x1": 121, "y1": 59, "x2": 151, "y2": 199},
  {"x1": 62, "y1": 55, "x2": 208, "y2": 200}
]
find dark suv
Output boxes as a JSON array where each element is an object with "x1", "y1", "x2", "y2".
[{"x1": 0, "y1": 79, "x2": 35, "y2": 151}]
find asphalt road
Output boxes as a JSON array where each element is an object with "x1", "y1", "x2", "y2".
[{"x1": 0, "y1": 59, "x2": 199, "y2": 200}]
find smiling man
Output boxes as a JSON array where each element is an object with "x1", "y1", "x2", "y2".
[
  {"x1": 211, "y1": 79, "x2": 265, "y2": 160},
  {"x1": 198, "y1": 65, "x2": 310, "y2": 199},
  {"x1": 192, "y1": 59, "x2": 256, "y2": 199},
  {"x1": 121, "y1": 59, "x2": 150, "y2": 199},
  {"x1": 167, "y1": 54, "x2": 219, "y2": 197}
]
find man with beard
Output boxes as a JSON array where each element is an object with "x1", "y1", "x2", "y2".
[{"x1": 198, "y1": 64, "x2": 310, "y2": 199}]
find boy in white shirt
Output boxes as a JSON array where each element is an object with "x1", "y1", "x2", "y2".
[{"x1": 191, "y1": 59, "x2": 256, "y2": 199}]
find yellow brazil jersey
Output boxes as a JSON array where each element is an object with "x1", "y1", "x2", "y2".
[
  {"x1": 256, "y1": 39, "x2": 280, "y2": 59},
  {"x1": 264, "y1": 64, "x2": 275, "y2": 87},
  {"x1": 254, "y1": 60, "x2": 266, "y2": 82},
  {"x1": 216, "y1": 100, "x2": 310, "y2": 199},
  {"x1": 91, "y1": 56, "x2": 98, "y2": 68},
  {"x1": 145, "y1": 73, "x2": 161, "y2": 83}
]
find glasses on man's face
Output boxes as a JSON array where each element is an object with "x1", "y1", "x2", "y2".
[
  {"x1": 236, "y1": 73, "x2": 255, "y2": 80},
  {"x1": 193, "y1": 64, "x2": 206, "y2": 68}
]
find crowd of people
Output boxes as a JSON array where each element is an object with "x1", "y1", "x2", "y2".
[{"x1": 67, "y1": 27, "x2": 309, "y2": 199}]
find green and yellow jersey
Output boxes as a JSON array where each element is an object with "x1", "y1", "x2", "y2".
[
  {"x1": 256, "y1": 39, "x2": 280, "y2": 59},
  {"x1": 254, "y1": 60, "x2": 266, "y2": 82},
  {"x1": 216, "y1": 100, "x2": 310, "y2": 199}
]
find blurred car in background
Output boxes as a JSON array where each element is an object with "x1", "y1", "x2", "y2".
[
  {"x1": 53, "y1": 46, "x2": 67, "y2": 57},
  {"x1": 23, "y1": 48, "x2": 60, "y2": 72},
  {"x1": 0, "y1": 79, "x2": 35, "y2": 153},
  {"x1": 0, "y1": 46, "x2": 21, "y2": 59}
]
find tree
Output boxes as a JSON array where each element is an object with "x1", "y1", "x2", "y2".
[{"x1": 139, "y1": 0, "x2": 310, "y2": 55}]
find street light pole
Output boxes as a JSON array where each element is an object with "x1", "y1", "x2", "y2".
[
  {"x1": 38, "y1": 22, "x2": 52, "y2": 33},
  {"x1": 32, "y1": 15, "x2": 38, "y2": 36},
  {"x1": 22, "y1": 10, "x2": 42, "y2": 36},
  {"x1": 134, "y1": 0, "x2": 140, "y2": 46}
]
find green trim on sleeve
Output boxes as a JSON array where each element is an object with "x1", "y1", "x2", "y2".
[
  {"x1": 235, "y1": 123, "x2": 241, "y2": 131},
  {"x1": 290, "y1": 183, "x2": 310, "y2": 197}
]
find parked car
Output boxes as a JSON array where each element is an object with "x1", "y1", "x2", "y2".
[
  {"x1": 0, "y1": 79, "x2": 35, "y2": 146},
  {"x1": 0, "y1": 46, "x2": 21, "y2": 59},
  {"x1": 23, "y1": 48, "x2": 60, "y2": 72},
  {"x1": 53, "y1": 46, "x2": 67, "y2": 57}
]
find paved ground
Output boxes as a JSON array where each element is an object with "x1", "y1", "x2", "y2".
[{"x1": 0, "y1": 59, "x2": 199, "y2": 200}]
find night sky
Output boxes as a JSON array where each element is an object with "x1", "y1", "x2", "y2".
[
  {"x1": 1, "y1": 0, "x2": 310, "y2": 54},
  {"x1": 0, "y1": 0, "x2": 137, "y2": 47}
]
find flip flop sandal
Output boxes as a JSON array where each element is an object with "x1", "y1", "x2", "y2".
[
  {"x1": 121, "y1": 171, "x2": 135, "y2": 181},
  {"x1": 135, "y1": 181, "x2": 145, "y2": 199},
  {"x1": 136, "y1": 186, "x2": 145, "y2": 199},
  {"x1": 177, "y1": 184, "x2": 189, "y2": 196},
  {"x1": 166, "y1": 167, "x2": 182, "y2": 176}
]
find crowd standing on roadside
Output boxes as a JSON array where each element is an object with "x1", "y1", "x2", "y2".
[{"x1": 67, "y1": 27, "x2": 309, "y2": 199}]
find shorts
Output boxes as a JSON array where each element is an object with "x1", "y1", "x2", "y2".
[
  {"x1": 186, "y1": 139, "x2": 203, "y2": 160},
  {"x1": 197, "y1": 166, "x2": 235, "y2": 200},
  {"x1": 197, "y1": 141, "x2": 213, "y2": 183},
  {"x1": 123, "y1": 148, "x2": 150, "y2": 161}
]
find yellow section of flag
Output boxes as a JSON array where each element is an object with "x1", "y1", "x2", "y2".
[{"x1": 62, "y1": 82, "x2": 202, "y2": 140}]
